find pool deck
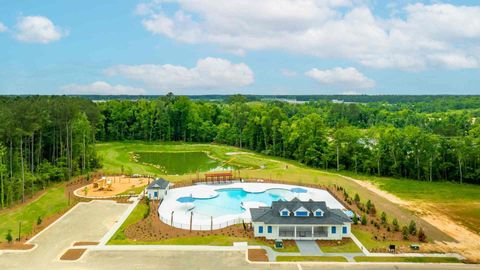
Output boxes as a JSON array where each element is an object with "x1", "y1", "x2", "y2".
[{"x1": 158, "y1": 182, "x2": 346, "y2": 230}]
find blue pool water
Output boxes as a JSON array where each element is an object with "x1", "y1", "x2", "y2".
[{"x1": 177, "y1": 188, "x2": 291, "y2": 217}]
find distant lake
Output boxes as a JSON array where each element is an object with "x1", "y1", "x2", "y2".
[{"x1": 135, "y1": 151, "x2": 236, "y2": 175}]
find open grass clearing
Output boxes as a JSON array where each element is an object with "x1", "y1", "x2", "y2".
[
  {"x1": 276, "y1": 256, "x2": 348, "y2": 262},
  {"x1": 0, "y1": 184, "x2": 68, "y2": 242},
  {"x1": 354, "y1": 256, "x2": 461, "y2": 263}
]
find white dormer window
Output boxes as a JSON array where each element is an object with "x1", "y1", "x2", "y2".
[
  {"x1": 314, "y1": 209, "x2": 324, "y2": 217},
  {"x1": 294, "y1": 206, "x2": 310, "y2": 217},
  {"x1": 279, "y1": 208, "x2": 290, "y2": 216}
]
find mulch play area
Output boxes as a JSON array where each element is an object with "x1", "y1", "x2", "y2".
[
  {"x1": 248, "y1": 249, "x2": 269, "y2": 262},
  {"x1": 60, "y1": 248, "x2": 86, "y2": 260},
  {"x1": 125, "y1": 202, "x2": 254, "y2": 241},
  {"x1": 75, "y1": 175, "x2": 150, "y2": 198}
]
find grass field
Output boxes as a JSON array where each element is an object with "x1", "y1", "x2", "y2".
[
  {"x1": 318, "y1": 239, "x2": 362, "y2": 253},
  {"x1": 97, "y1": 141, "x2": 480, "y2": 242},
  {"x1": 0, "y1": 185, "x2": 68, "y2": 242},
  {"x1": 108, "y1": 202, "x2": 149, "y2": 243},
  {"x1": 276, "y1": 256, "x2": 348, "y2": 262},
  {"x1": 352, "y1": 228, "x2": 413, "y2": 251},
  {"x1": 354, "y1": 256, "x2": 461, "y2": 263}
]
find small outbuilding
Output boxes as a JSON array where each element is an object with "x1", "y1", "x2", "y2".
[{"x1": 146, "y1": 178, "x2": 170, "y2": 200}]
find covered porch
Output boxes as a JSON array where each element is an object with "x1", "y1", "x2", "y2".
[{"x1": 278, "y1": 225, "x2": 329, "y2": 239}]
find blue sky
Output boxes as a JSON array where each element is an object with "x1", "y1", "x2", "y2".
[{"x1": 0, "y1": 0, "x2": 479, "y2": 95}]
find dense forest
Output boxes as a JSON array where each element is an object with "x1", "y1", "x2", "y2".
[
  {"x1": 0, "y1": 96, "x2": 100, "y2": 208},
  {"x1": 96, "y1": 94, "x2": 480, "y2": 184},
  {"x1": 0, "y1": 95, "x2": 479, "y2": 208}
]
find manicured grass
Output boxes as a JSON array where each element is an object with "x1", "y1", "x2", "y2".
[
  {"x1": 0, "y1": 185, "x2": 69, "y2": 242},
  {"x1": 352, "y1": 227, "x2": 413, "y2": 251},
  {"x1": 318, "y1": 239, "x2": 362, "y2": 253},
  {"x1": 108, "y1": 202, "x2": 149, "y2": 244},
  {"x1": 354, "y1": 256, "x2": 461, "y2": 263},
  {"x1": 276, "y1": 256, "x2": 348, "y2": 262}
]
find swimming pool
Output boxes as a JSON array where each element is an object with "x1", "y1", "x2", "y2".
[
  {"x1": 158, "y1": 182, "x2": 346, "y2": 230},
  {"x1": 177, "y1": 188, "x2": 291, "y2": 217}
]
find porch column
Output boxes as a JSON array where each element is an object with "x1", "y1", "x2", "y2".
[
  {"x1": 294, "y1": 226, "x2": 297, "y2": 238},
  {"x1": 311, "y1": 226, "x2": 314, "y2": 239}
]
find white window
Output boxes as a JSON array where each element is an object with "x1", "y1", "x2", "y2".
[
  {"x1": 314, "y1": 209, "x2": 324, "y2": 217},
  {"x1": 294, "y1": 207, "x2": 310, "y2": 217},
  {"x1": 279, "y1": 208, "x2": 290, "y2": 216}
]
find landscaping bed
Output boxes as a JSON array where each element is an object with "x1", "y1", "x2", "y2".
[
  {"x1": 248, "y1": 249, "x2": 269, "y2": 262},
  {"x1": 60, "y1": 249, "x2": 86, "y2": 261},
  {"x1": 0, "y1": 242, "x2": 34, "y2": 250}
]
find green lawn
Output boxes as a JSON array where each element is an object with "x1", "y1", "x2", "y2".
[
  {"x1": 108, "y1": 201, "x2": 149, "y2": 244},
  {"x1": 354, "y1": 256, "x2": 461, "y2": 263},
  {"x1": 276, "y1": 256, "x2": 348, "y2": 262},
  {"x1": 318, "y1": 239, "x2": 362, "y2": 253},
  {"x1": 352, "y1": 228, "x2": 413, "y2": 251},
  {"x1": 0, "y1": 185, "x2": 68, "y2": 242}
]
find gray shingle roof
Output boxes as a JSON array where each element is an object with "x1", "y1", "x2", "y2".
[
  {"x1": 250, "y1": 199, "x2": 351, "y2": 225},
  {"x1": 146, "y1": 178, "x2": 170, "y2": 190}
]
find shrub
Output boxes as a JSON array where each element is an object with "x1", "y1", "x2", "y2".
[
  {"x1": 361, "y1": 214, "x2": 367, "y2": 225},
  {"x1": 366, "y1": 200, "x2": 372, "y2": 212},
  {"x1": 392, "y1": 218, "x2": 399, "y2": 232},
  {"x1": 37, "y1": 216, "x2": 42, "y2": 225},
  {"x1": 354, "y1": 193, "x2": 360, "y2": 204},
  {"x1": 381, "y1": 212, "x2": 387, "y2": 224},
  {"x1": 418, "y1": 227, "x2": 427, "y2": 242},
  {"x1": 409, "y1": 220, "x2": 417, "y2": 235},
  {"x1": 352, "y1": 213, "x2": 358, "y2": 225},
  {"x1": 369, "y1": 203, "x2": 377, "y2": 215},
  {"x1": 402, "y1": 226, "x2": 409, "y2": 240},
  {"x1": 5, "y1": 230, "x2": 13, "y2": 243}
]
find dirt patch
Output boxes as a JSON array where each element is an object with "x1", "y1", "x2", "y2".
[
  {"x1": 0, "y1": 242, "x2": 35, "y2": 250},
  {"x1": 73, "y1": 242, "x2": 99, "y2": 246},
  {"x1": 248, "y1": 249, "x2": 269, "y2": 262},
  {"x1": 74, "y1": 176, "x2": 150, "y2": 198},
  {"x1": 60, "y1": 248, "x2": 86, "y2": 261},
  {"x1": 125, "y1": 202, "x2": 253, "y2": 241}
]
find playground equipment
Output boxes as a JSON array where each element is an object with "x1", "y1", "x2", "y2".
[{"x1": 93, "y1": 177, "x2": 114, "y2": 191}]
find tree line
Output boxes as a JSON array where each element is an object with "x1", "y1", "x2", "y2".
[
  {"x1": 97, "y1": 94, "x2": 480, "y2": 184},
  {"x1": 0, "y1": 96, "x2": 100, "y2": 208}
]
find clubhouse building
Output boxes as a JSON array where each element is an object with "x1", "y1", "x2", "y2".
[{"x1": 250, "y1": 198, "x2": 352, "y2": 240}]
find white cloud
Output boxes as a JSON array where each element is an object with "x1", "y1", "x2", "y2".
[
  {"x1": 14, "y1": 16, "x2": 67, "y2": 43},
  {"x1": 104, "y1": 57, "x2": 254, "y2": 93},
  {"x1": 306, "y1": 67, "x2": 375, "y2": 89},
  {"x1": 62, "y1": 81, "x2": 146, "y2": 95},
  {"x1": 136, "y1": 1, "x2": 480, "y2": 70},
  {"x1": 0, "y1": 22, "x2": 7, "y2": 32}
]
